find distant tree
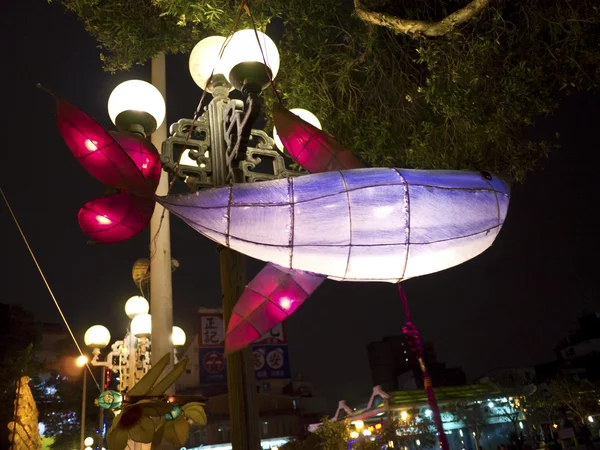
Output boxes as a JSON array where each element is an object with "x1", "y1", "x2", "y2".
[
  {"x1": 32, "y1": 336, "x2": 100, "y2": 449},
  {"x1": 525, "y1": 384, "x2": 561, "y2": 441},
  {"x1": 447, "y1": 401, "x2": 493, "y2": 450},
  {"x1": 384, "y1": 408, "x2": 437, "y2": 450},
  {"x1": 488, "y1": 371, "x2": 536, "y2": 436},
  {"x1": 545, "y1": 377, "x2": 599, "y2": 425}
]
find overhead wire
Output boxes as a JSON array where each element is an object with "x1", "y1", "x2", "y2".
[{"x1": 1, "y1": 187, "x2": 101, "y2": 392}]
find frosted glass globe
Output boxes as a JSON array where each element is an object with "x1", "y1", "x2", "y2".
[
  {"x1": 220, "y1": 30, "x2": 280, "y2": 92},
  {"x1": 107, "y1": 80, "x2": 166, "y2": 133},
  {"x1": 125, "y1": 295, "x2": 149, "y2": 319},
  {"x1": 84, "y1": 437, "x2": 94, "y2": 447},
  {"x1": 131, "y1": 313, "x2": 152, "y2": 338},
  {"x1": 189, "y1": 36, "x2": 233, "y2": 92},
  {"x1": 172, "y1": 326, "x2": 186, "y2": 346},
  {"x1": 84, "y1": 325, "x2": 111, "y2": 348},
  {"x1": 273, "y1": 108, "x2": 322, "y2": 151}
]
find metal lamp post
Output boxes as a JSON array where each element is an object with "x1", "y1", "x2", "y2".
[{"x1": 106, "y1": 29, "x2": 315, "y2": 450}]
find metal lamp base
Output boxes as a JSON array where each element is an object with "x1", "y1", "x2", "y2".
[
  {"x1": 115, "y1": 110, "x2": 157, "y2": 137},
  {"x1": 228, "y1": 62, "x2": 272, "y2": 96}
]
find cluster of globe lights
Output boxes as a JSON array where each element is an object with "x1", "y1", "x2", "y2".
[
  {"x1": 83, "y1": 295, "x2": 186, "y2": 352},
  {"x1": 106, "y1": 29, "x2": 322, "y2": 152}
]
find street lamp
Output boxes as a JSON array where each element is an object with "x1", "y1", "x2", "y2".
[
  {"x1": 85, "y1": 296, "x2": 185, "y2": 392},
  {"x1": 172, "y1": 326, "x2": 186, "y2": 363},
  {"x1": 76, "y1": 355, "x2": 89, "y2": 450},
  {"x1": 108, "y1": 79, "x2": 166, "y2": 136}
]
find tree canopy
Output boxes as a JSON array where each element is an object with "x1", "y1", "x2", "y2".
[{"x1": 51, "y1": 0, "x2": 600, "y2": 182}]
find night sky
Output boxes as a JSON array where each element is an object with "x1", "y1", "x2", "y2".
[{"x1": 2, "y1": 0, "x2": 600, "y2": 411}]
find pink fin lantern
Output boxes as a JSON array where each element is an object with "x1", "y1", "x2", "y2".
[
  {"x1": 272, "y1": 105, "x2": 363, "y2": 172},
  {"x1": 78, "y1": 192, "x2": 155, "y2": 244},
  {"x1": 225, "y1": 263, "x2": 326, "y2": 354},
  {"x1": 225, "y1": 110, "x2": 366, "y2": 353},
  {"x1": 49, "y1": 93, "x2": 159, "y2": 243}
]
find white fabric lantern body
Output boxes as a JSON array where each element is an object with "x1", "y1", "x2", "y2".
[{"x1": 159, "y1": 168, "x2": 509, "y2": 282}]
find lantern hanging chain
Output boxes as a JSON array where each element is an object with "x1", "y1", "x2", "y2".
[
  {"x1": 246, "y1": 4, "x2": 282, "y2": 104},
  {"x1": 0, "y1": 187, "x2": 101, "y2": 393}
]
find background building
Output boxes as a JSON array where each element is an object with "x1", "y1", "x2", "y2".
[
  {"x1": 177, "y1": 307, "x2": 326, "y2": 449},
  {"x1": 367, "y1": 335, "x2": 467, "y2": 391}
]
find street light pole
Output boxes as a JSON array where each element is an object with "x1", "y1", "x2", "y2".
[
  {"x1": 80, "y1": 368, "x2": 87, "y2": 450},
  {"x1": 150, "y1": 53, "x2": 174, "y2": 389},
  {"x1": 209, "y1": 82, "x2": 260, "y2": 450}
]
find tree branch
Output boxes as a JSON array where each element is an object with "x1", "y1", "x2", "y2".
[{"x1": 353, "y1": 0, "x2": 490, "y2": 37}]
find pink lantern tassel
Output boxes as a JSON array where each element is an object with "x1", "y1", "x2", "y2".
[{"x1": 399, "y1": 285, "x2": 450, "y2": 450}]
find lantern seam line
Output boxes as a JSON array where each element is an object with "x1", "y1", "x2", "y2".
[
  {"x1": 160, "y1": 183, "x2": 504, "y2": 209},
  {"x1": 394, "y1": 169, "x2": 411, "y2": 282},
  {"x1": 482, "y1": 177, "x2": 502, "y2": 234},
  {"x1": 339, "y1": 171, "x2": 353, "y2": 280},
  {"x1": 225, "y1": 184, "x2": 233, "y2": 247},
  {"x1": 288, "y1": 177, "x2": 295, "y2": 269}
]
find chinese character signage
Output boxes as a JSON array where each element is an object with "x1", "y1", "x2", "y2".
[
  {"x1": 200, "y1": 315, "x2": 225, "y2": 346},
  {"x1": 253, "y1": 346, "x2": 291, "y2": 380},
  {"x1": 198, "y1": 310, "x2": 290, "y2": 384}
]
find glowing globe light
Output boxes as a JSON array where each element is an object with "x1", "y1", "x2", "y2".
[
  {"x1": 76, "y1": 355, "x2": 88, "y2": 367},
  {"x1": 108, "y1": 80, "x2": 166, "y2": 136},
  {"x1": 96, "y1": 215, "x2": 111, "y2": 225},
  {"x1": 131, "y1": 313, "x2": 152, "y2": 338},
  {"x1": 220, "y1": 30, "x2": 280, "y2": 93},
  {"x1": 84, "y1": 437, "x2": 94, "y2": 446},
  {"x1": 273, "y1": 109, "x2": 322, "y2": 152},
  {"x1": 279, "y1": 297, "x2": 291, "y2": 310},
  {"x1": 125, "y1": 295, "x2": 150, "y2": 319},
  {"x1": 171, "y1": 326, "x2": 186, "y2": 346},
  {"x1": 189, "y1": 36, "x2": 233, "y2": 92},
  {"x1": 84, "y1": 325, "x2": 111, "y2": 348},
  {"x1": 84, "y1": 139, "x2": 98, "y2": 152}
]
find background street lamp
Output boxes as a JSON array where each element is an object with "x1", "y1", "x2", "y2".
[{"x1": 84, "y1": 295, "x2": 185, "y2": 392}]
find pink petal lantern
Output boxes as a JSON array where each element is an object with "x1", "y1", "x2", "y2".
[
  {"x1": 110, "y1": 131, "x2": 161, "y2": 194},
  {"x1": 78, "y1": 193, "x2": 155, "y2": 244},
  {"x1": 225, "y1": 264, "x2": 325, "y2": 354},
  {"x1": 272, "y1": 104, "x2": 363, "y2": 173},
  {"x1": 53, "y1": 96, "x2": 154, "y2": 195}
]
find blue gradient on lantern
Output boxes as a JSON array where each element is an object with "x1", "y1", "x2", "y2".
[{"x1": 158, "y1": 168, "x2": 510, "y2": 282}]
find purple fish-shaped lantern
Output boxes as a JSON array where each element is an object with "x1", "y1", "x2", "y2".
[{"x1": 158, "y1": 168, "x2": 509, "y2": 283}]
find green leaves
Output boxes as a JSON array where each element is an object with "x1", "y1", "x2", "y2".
[{"x1": 53, "y1": 0, "x2": 600, "y2": 182}]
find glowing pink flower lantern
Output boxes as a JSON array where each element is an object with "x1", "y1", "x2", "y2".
[{"x1": 50, "y1": 94, "x2": 160, "y2": 243}]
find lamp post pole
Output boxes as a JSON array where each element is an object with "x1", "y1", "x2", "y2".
[
  {"x1": 210, "y1": 82, "x2": 261, "y2": 450},
  {"x1": 80, "y1": 368, "x2": 87, "y2": 450},
  {"x1": 149, "y1": 53, "x2": 174, "y2": 390}
]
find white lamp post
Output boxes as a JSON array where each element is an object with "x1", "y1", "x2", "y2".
[{"x1": 76, "y1": 355, "x2": 89, "y2": 450}]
